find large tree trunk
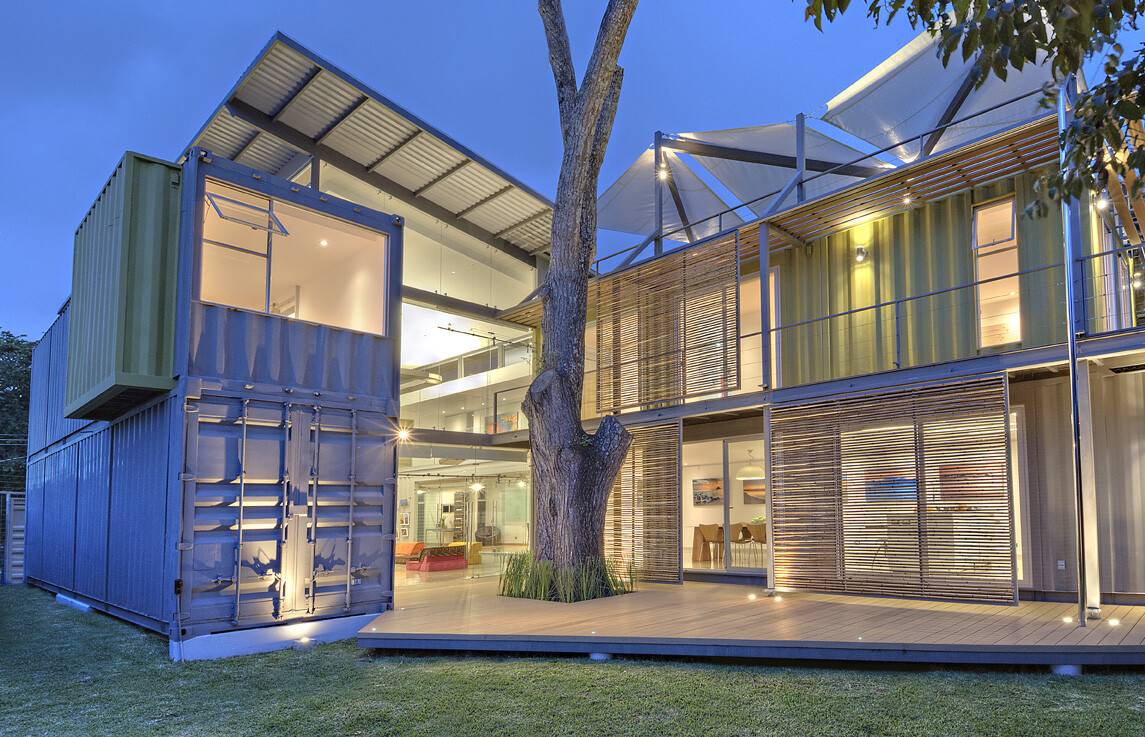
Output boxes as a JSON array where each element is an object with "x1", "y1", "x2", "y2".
[{"x1": 523, "y1": 0, "x2": 638, "y2": 573}]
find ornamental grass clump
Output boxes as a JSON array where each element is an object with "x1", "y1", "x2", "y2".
[{"x1": 498, "y1": 552, "x2": 635, "y2": 603}]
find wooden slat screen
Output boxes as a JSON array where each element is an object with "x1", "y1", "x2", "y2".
[
  {"x1": 596, "y1": 233, "x2": 740, "y2": 414},
  {"x1": 604, "y1": 421, "x2": 681, "y2": 583},
  {"x1": 769, "y1": 376, "x2": 1016, "y2": 603}
]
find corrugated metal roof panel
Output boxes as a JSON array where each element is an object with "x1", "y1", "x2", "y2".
[
  {"x1": 199, "y1": 112, "x2": 255, "y2": 161},
  {"x1": 235, "y1": 42, "x2": 317, "y2": 117},
  {"x1": 323, "y1": 100, "x2": 417, "y2": 167},
  {"x1": 279, "y1": 72, "x2": 362, "y2": 140},
  {"x1": 374, "y1": 133, "x2": 466, "y2": 193},
  {"x1": 427, "y1": 163, "x2": 508, "y2": 214},
  {"x1": 189, "y1": 34, "x2": 553, "y2": 254},
  {"x1": 237, "y1": 133, "x2": 302, "y2": 174}
]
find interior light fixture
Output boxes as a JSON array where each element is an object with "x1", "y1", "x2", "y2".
[
  {"x1": 516, "y1": 479, "x2": 527, "y2": 489},
  {"x1": 319, "y1": 239, "x2": 329, "y2": 247},
  {"x1": 903, "y1": 195, "x2": 912, "y2": 205},
  {"x1": 735, "y1": 449, "x2": 765, "y2": 480},
  {"x1": 854, "y1": 246, "x2": 869, "y2": 264},
  {"x1": 1095, "y1": 196, "x2": 1110, "y2": 211},
  {"x1": 469, "y1": 481, "x2": 485, "y2": 492}
]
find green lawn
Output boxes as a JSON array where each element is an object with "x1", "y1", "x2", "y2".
[{"x1": 1, "y1": 586, "x2": 1144, "y2": 737}]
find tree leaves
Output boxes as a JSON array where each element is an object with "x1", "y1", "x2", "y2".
[{"x1": 803, "y1": 0, "x2": 1145, "y2": 202}]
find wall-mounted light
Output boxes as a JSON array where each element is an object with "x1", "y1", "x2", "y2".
[
  {"x1": 658, "y1": 165, "x2": 669, "y2": 181},
  {"x1": 1095, "y1": 196, "x2": 1110, "y2": 211},
  {"x1": 902, "y1": 196, "x2": 912, "y2": 205},
  {"x1": 854, "y1": 246, "x2": 869, "y2": 264},
  {"x1": 396, "y1": 428, "x2": 411, "y2": 442}
]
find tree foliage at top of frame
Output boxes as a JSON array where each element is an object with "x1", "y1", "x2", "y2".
[{"x1": 804, "y1": 0, "x2": 1145, "y2": 213}]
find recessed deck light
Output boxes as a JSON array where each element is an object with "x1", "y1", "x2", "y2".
[
  {"x1": 748, "y1": 593, "x2": 757, "y2": 601},
  {"x1": 1109, "y1": 618, "x2": 1121, "y2": 626},
  {"x1": 1062, "y1": 616, "x2": 1074, "y2": 624},
  {"x1": 319, "y1": 239, "x2": 328, "y2": 247}
]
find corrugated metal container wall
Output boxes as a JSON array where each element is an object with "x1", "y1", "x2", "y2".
[
  {"x1": 106, "y1": 398, "x2": 175, "y2": 624},
  {"x1": 27, "y1": 306, "x2": 92, "y2": 455},
  {"x1": 188, "y1": 303, "x2": 395, "y2": 400},
  {"x1": 24, "y1": 395, "x2": 177, "y2": 632},
  {"x1": 774, "y1": 170, "x2": 1066, "y2": 387},
  {"x1": 66, "y1": 153, "x2": 180, "y2": 421},
  {"x1": 180, "y1": 394, "x2": 394, "y2": 637}
]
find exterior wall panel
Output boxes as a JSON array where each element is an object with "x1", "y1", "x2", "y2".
[
  {"x1": 106, "y1": 398, "x2": 175, "y2": 623},
  {"x1": 188, "y1": 303, "x2": 396, "y2": 402},
  {"x1": 774, "y1": 170, "x2": 1065, "y2": 388},
  {"x1": 28, "y1": 307, "x2": 93, "y2": 455},
  {"x1": 73, "y1": 431, "x2": 112, "y2": 600},
  {"x1": 66, "y1": 153, "x2": 180, "y2": 420}
]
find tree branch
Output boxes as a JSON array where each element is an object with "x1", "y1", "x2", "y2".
[{"x1": 538, "y1": 0, "x2": 578, "y2": 139}]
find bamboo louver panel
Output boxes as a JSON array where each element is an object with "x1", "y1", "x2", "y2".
[
  {"x1": 595, "y1": 233, "x2": 740, "y2": 414},
  {"x1": 769, "y1": 375, "x2": 1015, "y2": 603},
  {"x1": 604, "y1": 422, "x2": 681, "y2": 584}
]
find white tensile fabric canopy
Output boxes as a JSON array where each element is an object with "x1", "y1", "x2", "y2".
[
  {"x1": 680, "y1": 123, "x2": 888, "y2": 216},
  {"x1": 824, "y1": 29, "x2": 1055, "y2": 162},
  {"x1": 597, "y1": 148, "x2": 743, "y2": 239}
]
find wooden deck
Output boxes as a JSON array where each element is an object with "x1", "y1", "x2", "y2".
[{"x1": 359, "y1": 575, "x2": 1145, "y2": 665}]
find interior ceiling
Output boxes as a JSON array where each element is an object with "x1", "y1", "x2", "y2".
[{"x1": 187, "y1": 33, "x2": 553, "y2": 258}]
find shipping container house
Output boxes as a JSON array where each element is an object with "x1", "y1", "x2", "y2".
[{"x1": 24, "y1": 149, "x2": 404, "y2": 659}]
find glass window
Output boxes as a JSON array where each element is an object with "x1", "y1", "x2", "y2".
[
  {"x1": 199, "y1": 180, "x2": 388, "y2": 335},
  {"x1": 973, "y1": 198, "x2": 1021, "y2": 348}
]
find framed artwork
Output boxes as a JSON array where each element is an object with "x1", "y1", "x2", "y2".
[
  {"x1": 399, "y1": 511, "x2": 411, "y2": 526},
  {"x1": 398, "y1": 526, "x2": 410, "y2": 538},
  {"x1": 742, "y1": 479, "x2": 767, "y2": 505},
  {"x1": 692, "y1": 478, "x2": 723, "y2": 506}
]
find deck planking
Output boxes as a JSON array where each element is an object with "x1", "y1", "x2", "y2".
[{"x1": 359, "y1": 575, "x2": 1145, "y2": 665}]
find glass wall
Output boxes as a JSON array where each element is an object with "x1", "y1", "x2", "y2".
[
  {"x1": 399, "y1": 303, "x2": 534, "y2": 433},
  {"x1": 682, "y1": 435, "x2": 768, "y2": 572},
  {"x1": 395, "y1": 443, "x2": 531, "y2": 585},
  {"x1": 199, "y1": 179, "x2": 389, "y2": 335}
]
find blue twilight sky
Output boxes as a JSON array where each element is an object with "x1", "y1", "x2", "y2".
[{"x1": 0, "y1": 1, "x2": 924, "y2": 338}]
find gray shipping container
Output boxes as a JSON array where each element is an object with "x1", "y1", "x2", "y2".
[{"x1": 24, "y1": 149, "x2": 403, "y2": 651}]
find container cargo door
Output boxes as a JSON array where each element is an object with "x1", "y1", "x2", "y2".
[
  {"x1": 182, "y1": 397, "x2": 294, "y2": 630},
  {"x1": 294, "y1": 407, "x2": 395, "y2": 618},
  {"x1": 181, "y1": 396, "x2": 395, "y2": 636}
]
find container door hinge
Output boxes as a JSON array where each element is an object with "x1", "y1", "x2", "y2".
[
  {"x1": 174, "y1": 579, "x2": 183, "y2": 596},
  {"x1": 177, "y1": 542, "x2": 193, "y2": 551},
  {"x1": 179, "y1": 472, "x2": 195, "y2": 482}
]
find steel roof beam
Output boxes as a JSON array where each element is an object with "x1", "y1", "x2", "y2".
[
  {"x1": 225, "y1": 97, "x2": 539, "y2": 267},
  {"x1": 367, "y1": 129, "x2": 424, "y2": 171},
  {"x1": 664, "y1": 166, "x2": 696, "y2": 242},
  {"x1": 494, "y1": 208, "x2": 549, "y2": 239},
  {"x1": 315, "y1": 96, "x2": 369, "y2": 146},
  {"x1": 455, "y1": 185, "x2": 513, "y2": 218},
  {"x1": 921, "y1": 69, "x2": 977, "y2": 158},
  {"x1": 661, "y1": 135, "x2": 886, "y2": 179},
  {"x1": 413, "y1": 159, "x2": 472, "y2": 197},
  {"x1": 272, "y1": 67, "x2": 324, "y2": 121}
]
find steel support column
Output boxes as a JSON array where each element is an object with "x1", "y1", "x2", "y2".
[
  {"x1": 1058, "y1": 75, "x2": 1098, "y2": 624},
  {"x1": 654, "y1": 131, "x2": 665, "y2": 256},
  {"x1": 795, "y1": 114, "x2": 806, "y2": 203}
]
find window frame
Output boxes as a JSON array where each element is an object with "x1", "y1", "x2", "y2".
[
  {"x1": 194, "y1": 173, "x2": 395, "y2": 338},
  {"x1": 971, "y1": 195, "x2": 1022, "y2": 350}
]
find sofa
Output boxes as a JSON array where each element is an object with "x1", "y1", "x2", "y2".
[
  {"x1": 405, "y1": 545, "x2": 468, "y2": 572},
  {"x1": 394, "y1": 541, "x2": 425, "y2": 564}
]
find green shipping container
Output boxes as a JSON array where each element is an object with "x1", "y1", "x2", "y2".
[{"x1": 65, "y1": 152, "x2": 181, "y2": 420}]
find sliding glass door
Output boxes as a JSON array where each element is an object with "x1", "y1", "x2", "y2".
[{"x1": 682, "y1": 435, "x2": 768, "y2": 574}]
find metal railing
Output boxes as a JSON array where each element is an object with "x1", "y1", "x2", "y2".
[
  {"x1": 597, "y1": 88, "x2": 1049, "y2": 277},
  {"x1": 1078, "y1": 244, "x2": 1145, "y2": 336},
  {"x1": 768, "y1": 262, "x2": 1066, "y2": 388}
]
